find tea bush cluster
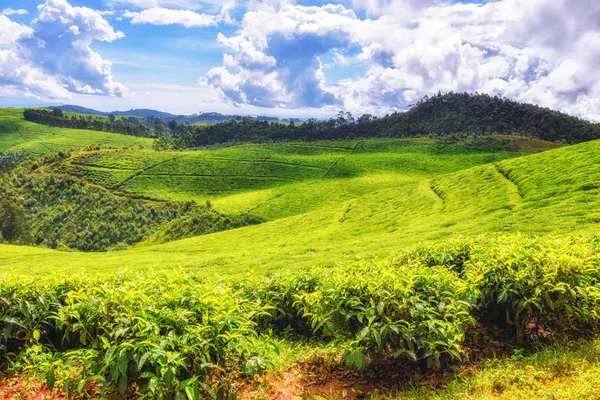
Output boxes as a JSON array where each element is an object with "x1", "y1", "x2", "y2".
[{"x1": 2, "y1": 234, "x2": 600, "y2": 398}]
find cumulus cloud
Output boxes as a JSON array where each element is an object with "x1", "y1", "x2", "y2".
[
  {"x1": 204, "y1": 4, "x2": 361, "y2": 108},
  {"x1": 2, "y1": 8, "x2": 28, "y2": 16},
  {"x1": 0, "y1": 0, "x2": 126, "y2": 99},
  {"x1": 201, "y1": 0, "x2": 600, "y2": 120},
  {"x1": 0, "y1": 15, "x2": 33, "y2": 44},
  {"x1": 123, "y1": 8, "x2": 218, "y2": 27}
]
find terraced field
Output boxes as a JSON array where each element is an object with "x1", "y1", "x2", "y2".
[
  {"x1": 0, "y1": 109, "x2": 152, "y2": 154},
  {"x1": 52, "y1": 139, "x2": 527, "y2": 220},
  {"x1": 7, "y1": 135, "x2": 600, "y2": 279},
  {"x1": 3, "y1": 117, "x2": 600, "y2": 399}
]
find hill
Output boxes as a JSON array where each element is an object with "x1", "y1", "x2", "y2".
[
  {"x1": 154, "y1": 92, "x2": 600, "y2": 149},
  {"x1": 3, "y1": 135, "x2": 590, "y2": 276},
  {"x1": 3, "y1": 104, "x2": 600, "y2": 399},
  {"x1": 2, "y1": 134, "x2": 600, "y2": 398},
  {"x1": 0, "y1": 108, "x2": 152, "y2": 154}
]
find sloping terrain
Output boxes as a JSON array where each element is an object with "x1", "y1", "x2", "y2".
[
  {"x1": 2, "y1": 114, "x2": 600, "y2": 399},
  {"x1": 5, "y1": 135, "x2": 598, "y2": 277},
  {"x1": 0, "y1": 109, "x2": 152, "y2": 154}
]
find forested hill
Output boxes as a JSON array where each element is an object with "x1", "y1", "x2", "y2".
[
  {"x1": 379, "y1": 92, "x2": 600, "y2": 143},
  {"x1": 23, "y1": 93, "x2": 600, "y2": 149},
  {"x1": 155, "y1": 92, "x2": 600, "y2": 149}
]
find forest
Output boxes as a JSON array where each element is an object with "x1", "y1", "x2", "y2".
[
  {"x1": 155, "y1": 92, "x2": 600, "y2": 149},
  {"x1": 23, "y1": 108, "x2": 156, "y2": 138}
]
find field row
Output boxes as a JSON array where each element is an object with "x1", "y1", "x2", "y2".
[{"x1": 2, "y1": 235, "x2": 599, "y2": 398}]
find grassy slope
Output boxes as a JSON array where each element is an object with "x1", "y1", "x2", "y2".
[
  {"x1": 0, "y1": 109, "x2": 152, "y2": 154},
  {"x1": 5, "y1": 136, "x2": 600, "y2": 279},
  {"x1": 2, "y1": 124, "x2": 600, "y2": 398}
]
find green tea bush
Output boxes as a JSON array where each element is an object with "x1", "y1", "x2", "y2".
[
  {"x1": 2, "y1": 234, "x2": 600, "y2": 397},
  {"x1": 464, "y1": 235, "x2": 600, "y2": 342}
]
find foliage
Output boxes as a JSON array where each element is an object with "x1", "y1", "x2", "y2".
[
  {"x1": 0, "y1": 199, "x2": 31, "y2": 244},
  {"x1": 0, "y1": 150, "x2": 32, "y2": 173},
  {"x1": 154, "y1": 93, "x2": 600, "y2": 149},
  {"x1": 2, "y1": 234, "x2": 600, "y2": 397},
  {"x1": 0, "y1": 164, "x2": 262, "y2": 251},
  {"x1": 23, "y1": 109, "x2": 156, "y2": 138}
]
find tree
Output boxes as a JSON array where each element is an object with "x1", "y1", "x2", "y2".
[
  {"x1": 0, "y1": 199, "x2": 31, "y2": 244},
  {"x1": 108, "y1": 114, "x2": 116, "y2": 123}
]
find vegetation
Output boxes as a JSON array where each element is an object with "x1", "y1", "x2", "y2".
[
  {"x1": 153, "y1": 93, "x2": 600, "y2": 149},
  {"x1": 1, "y1": 235, "x2": 599, "y2": 398},
  {"x1": 0, "y1": 108, "x2": 152, "y2": 154},
  {"x1": 2, "y1": 96, "x2": 600, "y2": 398},
  {"x1": 23, "y1": 108, "x2": 156, "y2": 138}
]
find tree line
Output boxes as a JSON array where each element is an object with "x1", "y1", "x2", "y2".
[
  {"x1": 24, "y1": 93, "x2": 600, "y2": 149},
  {"x1": 155, "y1": 92, "x2": 600, "y2": 150},
  {"x1": 23, "y1": 108, "x2": 156, "y2": 138}
]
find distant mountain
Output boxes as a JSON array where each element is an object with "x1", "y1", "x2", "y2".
[
  {"x1": 56, "y1": 105, "x2": 177, "y2": 119},
  {"x1": 52, "y1": 105, "x2": 300, "y2": 125},
  {"x1": 57, "y1": 105, "x2": 110, "y2": 115}
]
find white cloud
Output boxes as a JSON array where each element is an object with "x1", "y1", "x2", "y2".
[
  {"x1": 204, "y1": 4, "x2": 361, "y2": 108},
  {"x1": 123, "y1": 7, "x2": 218, "y2": 27},
  {"x1": 0, "y1": 0, "x2": 126, "y2": 99},
  {"x1": 106, "y1": 0, "x2": 229, "y2": 13},
  {"x1": 202, "y1": 0, "x2": 600, "y2": 121},
  {"x1": 2, "y1": 8, "x2": 28, "y2": 16},
  {"x1": 0, "y1": 15, "x2": 32, "y2": 44}
]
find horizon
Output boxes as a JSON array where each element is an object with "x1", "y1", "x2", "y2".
[{"x1": 0, "y1": 0, "x2": 599, "y2": 121}]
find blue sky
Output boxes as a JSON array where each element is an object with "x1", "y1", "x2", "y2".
[{"x1": 1, "y1": 0, "x2": 599, "y2": 120}]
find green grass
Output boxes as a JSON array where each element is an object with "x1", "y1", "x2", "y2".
[
  {"x1": 386, "y1": 339, "x2": 600, "y2": 400},
  {"x1": 0, "y1": 109, "x2": 152, "y2": 154}
]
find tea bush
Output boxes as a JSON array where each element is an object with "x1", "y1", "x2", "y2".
[{"x1": 2, "y1": 234, "x2": 600, "y2": 397}]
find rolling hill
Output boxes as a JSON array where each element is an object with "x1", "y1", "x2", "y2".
[
  {"x1": 0, "y1": 108, "x2": 152, "y2": 154},
  {"x1": 2, "y1": 103, "x2": 600, "y2": 399}
]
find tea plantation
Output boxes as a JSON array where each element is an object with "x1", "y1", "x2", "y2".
[{"x1": 1, "y1": 111, "x2": 600, "y2": 399}]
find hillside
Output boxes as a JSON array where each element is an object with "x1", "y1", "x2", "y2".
[
  {"x1": 2, "y1": 133, "x2": 600, "y2": 398},
  {"x1": 2, "y1": 105, "x2": 600, "y2": 398},
  {"x1": 6, "y1": 135, "x2": 599, "y2": 277},
  {"x1": 0, "y1": 108, "x2": 152, "y2": 154}
]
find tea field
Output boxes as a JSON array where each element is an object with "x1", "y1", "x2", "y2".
[
  {"x1": 2, "y1": 114, "x2": 600, "y2": 399},
  {"x1": 0, "y1": 109, "x2": 151, "y2": 154}
]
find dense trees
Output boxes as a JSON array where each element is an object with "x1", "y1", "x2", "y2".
[
  {"x1": 0, "y1": 199, "x2": 31, "y2": 244},
  {"x1": 23, "y1": 109, "x2": 155, "y2": 138},
  {"x1": 156, "y1": 92, "x2": 600, "y2": 150},
  {"x1": 1, "y1": 162, "x2": 262, "y2": 251}
]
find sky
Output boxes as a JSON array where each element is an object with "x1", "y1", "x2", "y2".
[{"x1": 0, "y1": 0, "x2": 599, "y2": 120}]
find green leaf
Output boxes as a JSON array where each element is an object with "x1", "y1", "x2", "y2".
[
  {"x1": 118, "y1": 351, "x2": 129, "y2": 375},
  {"x1": 46, "y1": 369, "x2": 55, "y2": 392},
  {"x1": 185, "y1": 386, "x2": 199, "y2": 400},
  {"x1": 118, "y1": 373, "x2": 128, "y2": 395}
]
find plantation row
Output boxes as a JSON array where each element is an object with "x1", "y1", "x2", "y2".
[
  {"x1": 0, "y1": 154, "x2": 262, "y2": 251},
  {"x1": 1, "y1": 234, "x2": 599, "y2": 398}
]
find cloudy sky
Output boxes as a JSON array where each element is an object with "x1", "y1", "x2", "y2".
[{"x1": 0, "y1": 0, "x2": 598, "y2": 120}]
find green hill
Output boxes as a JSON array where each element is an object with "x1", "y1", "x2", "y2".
[
  {"x1": 0, "y1": 108, "x2": 152, "y2": 154},
  {"x1": 3, "y1": 116, "x2": 600, "y2": 399},
  {"x1": 3, "y1": 135, "x2": 595, "y2": 277}
]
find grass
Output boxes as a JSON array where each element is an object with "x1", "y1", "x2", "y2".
[
  {"x1": 387, "y1": 339, "x2": 600, "y2": 400},
  {"x1": 0, "y1": 109, "x2": 152, "y2": 154},
  {"x1": 2, "y1": 135, "x2": 597, "y2": 279}
]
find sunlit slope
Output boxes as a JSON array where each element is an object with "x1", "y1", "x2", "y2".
[
  {"x1": 0, "y1": 109, "x2": 152, "y2": 153},
  {"x1": 2, "y1": 137, "x2": 598, "y2": 277},
  {"x1": 53, "y1": 139, "x2": 525, "y2": 220}
]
